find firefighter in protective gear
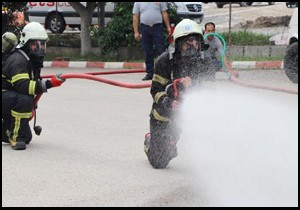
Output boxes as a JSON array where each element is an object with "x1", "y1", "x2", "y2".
[
  {"x1": 2, "y1": 22, "x2": 66, "y2": 150},
  {"x1": 144, "y1": 19, "x2": 215, "y2": 169},
  {"x1": 2, "y1": 32, "x2": 18, "y2": 63},
  {"x1": 2, "y1": 32, "x2": 18, "y2": 54}
]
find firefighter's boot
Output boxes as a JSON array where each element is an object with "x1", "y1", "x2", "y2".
[
  {"x1": 2, "y1": 120, "x2": 9, "y2": 143},
  {"x1": 144, "y1": 133, "x2": 151, "y2": 154},
  {"x1": 9, "y1": 138, "x2": 26, "y2": 150}
]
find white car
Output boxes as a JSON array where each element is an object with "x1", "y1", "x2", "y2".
[
  {"x1": 171, "y1": 2, "x2": 204, "y2": 24},
  {"x1": 284, "y1": 4, "x2": 298, "y2": 83}
]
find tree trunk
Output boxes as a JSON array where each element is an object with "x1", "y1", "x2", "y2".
[
  {"x1": 99, "y1": 2, "x2": 105, "y2": 28},
  {"x1": 80, "y1": 11, "x2": 93, "y2": 55},
  {"x1": 68, "y1": 2, "x2": 97, "y2": 55}
]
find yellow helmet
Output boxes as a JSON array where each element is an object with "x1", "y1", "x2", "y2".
[
  {"x1": 2, "y1": 32, "x2": 18, "y2": 53},
  {"x1": 172, "y1": 19, "x2": 203, "y2": 45}
]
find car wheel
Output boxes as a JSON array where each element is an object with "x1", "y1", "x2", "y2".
[
  {"x1": 240, "y1": 2, "x2": 248, "y2": 7},
  {"x1": 47, "y1": 13, "x2": 66, "y2": 33},
  {"x1": 216, "y1": 3, "x2": 224, "y2": 8},
  {"x1": 246, "y1": 2, "x2": 253, "y2": 6},
  {"x1": 284, "y1": 42, "x2": 298, "y2": 83},
  {"x1": 268, "y1": 2, "x2": 275, "y2": 5}
]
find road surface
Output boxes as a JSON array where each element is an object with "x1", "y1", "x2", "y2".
[
  {"x1": 2, "y1": 68, "x2": 298, "y2": 207},
  {"x1": 202, "y1": 2, "x2": 294, "y2": 33}
]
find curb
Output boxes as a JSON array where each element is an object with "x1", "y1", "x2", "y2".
[{"x1": 44, "y1": 61, "x2": 284, "y2": 70}]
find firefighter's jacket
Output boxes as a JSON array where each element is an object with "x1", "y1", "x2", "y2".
[
  {"x1": 2, "y1": 49, "x2": 50, "y2": 95},
  {"x1": 150, "y1": 51, "x2": 215, "y2": 122}
]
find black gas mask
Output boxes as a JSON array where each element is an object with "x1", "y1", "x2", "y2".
[
  {"x1": 27, "y1": 40, "x2": 47, "y2": 69},
  {"x1": 177, "y1": 35, "x2": 201, "y2": 58}
]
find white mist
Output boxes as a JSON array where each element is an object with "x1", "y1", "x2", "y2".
[{"x1": 178, "y1": 84, "x2": 298, "y2": 207}]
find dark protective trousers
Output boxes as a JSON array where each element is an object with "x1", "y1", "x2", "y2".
[
  {"x1": 2, "y1": 91, "x2": 34, "y2": 144},
  {"x1": 147, "y1": 118, "x2": 182, "y2": 168}
]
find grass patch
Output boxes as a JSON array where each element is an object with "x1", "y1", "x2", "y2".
[
  {"x1": 45, "y1": 30, "x2": 277, "y2": 62},
  {"x1": 45, "y1": 52, "x2": 282, "y2": 62},
  {"x1": 228, "y1": 56, "x2": 283, "y2": 61},
  {"x1": 220, "y1": 30, "x2": 272, "y2": 46}
]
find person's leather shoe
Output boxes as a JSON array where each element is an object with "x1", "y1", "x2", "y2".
[{"x1": 142, "y1": 74, "x2": 153, "y2": 81}]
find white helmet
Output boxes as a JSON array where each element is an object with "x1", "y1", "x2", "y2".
[
  {"x1": 172, "y1": 19, "x2": 203, "y2": 45},
  {"x1": 17, "y1": 22, "x2": 48, "y2": 47},
  {"x1": 2, "y1": 32, "x2": 18, "y2": 53}
]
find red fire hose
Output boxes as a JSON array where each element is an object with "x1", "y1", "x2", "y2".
[
  {"x1": 230, "y1": 76, "x2": 298, "y2": 95},
  {"x1": 59, "y1": 73, "x2": 151, "y2": 89},
  {"x1": 225, "y1": 63, "x2": 298, "y2": 95},
  {"x1": 42, "y1": 69, "x2": 146, "y2": 78},
  {"x1": 41, "y1": 68, "x2": 298, "y2": 93},
  {"x1": 30, "y1": 68, "x2": 297, "y2": 124},
  {"x1": 42, "y1": 69, "x2": 151, "y2": 89},
  {"x1": 31, "y1": 69, "x2": 151, "y2": 121}
]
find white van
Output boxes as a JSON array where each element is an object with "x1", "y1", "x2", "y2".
[
  {"x1": 25, "y1": 2, "x2": 205, "y2": 34},
  {"x1": 24, "y1": 2, "x2": 115, "y2": 33}
]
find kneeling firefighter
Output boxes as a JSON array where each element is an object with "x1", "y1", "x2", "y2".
[
  {"x1": 144, "y1": 19, "x2": 215, "y2": 169},
  {"x1": 2, "y1": 22, "x2": 66, "y2": 150}
]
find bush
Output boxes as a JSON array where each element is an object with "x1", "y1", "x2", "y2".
[
  {"x1": 93, "y1": 2, "x2": 137, "y2": 54},
  {"x1": 2, "y1": 2, "x2": 27, "y2": 35},
  {"x1": 220, "y1": 30, "x2": 272, "y2": 46},
  {"x1": 47, "y1": 33, "x2": 99, "y2": 48}
]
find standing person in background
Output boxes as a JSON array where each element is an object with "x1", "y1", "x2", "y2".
[{"x1": 133, "y1": 2, "x2": 171, "y2": 81}]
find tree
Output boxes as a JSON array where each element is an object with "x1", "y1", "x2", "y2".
[
  {"x1": 68, "y1": 2, "x2": 97, "y2": 55},
  {"x1": 97, "y1": 2, "x2": 179, "y2": 55},
  {"x1": 97, "y1": 2, "x2": 105, "y2": 28},
  {"x1": 2, "y1": 2, "x2": 27, "y2": 34}
]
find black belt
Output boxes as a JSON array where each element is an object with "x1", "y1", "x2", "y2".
[{"x1": 141, "y1": 23, "x2": 162, "y2": 27}]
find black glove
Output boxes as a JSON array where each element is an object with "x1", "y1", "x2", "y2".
[
  {"x1": 165, "y1": 83, "x2": 176, "y2": 99},
  {"x1": 162, "y1": 83, "x2": 179, "y2": 109},
  {"x1": 161, "y1": 96, "x2": 173, "y2": 108}
]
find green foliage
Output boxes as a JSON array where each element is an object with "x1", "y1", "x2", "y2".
[
  {"x1": 94, "y1": 2, "x2": 137, "y2": 54},
  {"x1": 167, "y1": 3, "x2": 181, "y2": 25},
  {"x1": 47, "y1": 33, "x2": 99, "y2": 48},
  {"x1": 220, "y1": 30, "x2": 272, "y2": 46}
]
